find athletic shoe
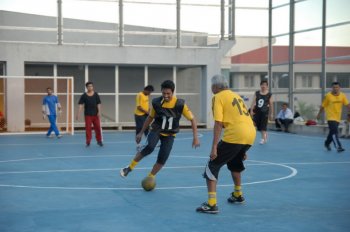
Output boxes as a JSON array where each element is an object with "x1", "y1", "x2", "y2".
[
  {"x1": 324, "y1": 142, "x2": 331, "y2": 151},
  {"x1": 120, "y1": 166, "x2": 132, "y2": 178},
  {"x1": 57, "y1": 135, "x2": 62, "y2": 138},
  {"x1": 196, "y1": 202, "x2": 219, "y2": 214},
  {"x1": 136, "y1": 144, "x2": 144, "y2": 152},
  {"x1": 46, "y1": 134, "x2": 54, "y2": 138},
  {"x1": 86, "y1": 143, "x2": 90, "y2": 147},
  {"x1": 97, "y1": 141, "x2": 103, "y2": 147},
  {"x1": 259, "y1": 139, "x2": 265, "y2": 145},
  {"x1": 227, "y1": 193, "x2": 245, "y2": 204},
  {"x1": 337, "y1": 147, "x2": 345, "y2": 152}
]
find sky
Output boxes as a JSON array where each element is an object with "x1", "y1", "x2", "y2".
[{"x1": 0, "y1": 0, "x2": 349, "y2": 46}]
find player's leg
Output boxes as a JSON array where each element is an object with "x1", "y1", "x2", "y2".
[
  {"x1": 85, "y1": 116, "x2": 92, "y2": 146},
  {"x1": 92, "y1": 116, "x2": 103, "y2": 146},
  {"x1": 49, "y1": 115, "x2": 60, "y2": 136},
  {"x1": 196, "y1": 141, "x2": 235, "y2": 214},
  {"x1": 148, "y1": 135, "x2": 175, "y2": 177},
  {"x1": 329, "y1": 121, "x2": 344, "y2": 152},
  {"x1": 120, "y1": 131, "x2": 160, "y2": 177},
  {"x1": 46, "y1": 115, "x2": 54, "y2": 137},
  {"x1": 227, "y1": 145, "x2": 250, "y2": 204}
]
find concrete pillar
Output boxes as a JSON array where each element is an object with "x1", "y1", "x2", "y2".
[{"x1": 6, "y1": 59, "x2": 25, "y2": 132}]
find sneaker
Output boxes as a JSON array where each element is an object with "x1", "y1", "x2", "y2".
[
  {"x1": 120, "y1": 166, "x2": 132, "y2": 178},
  {"x1": 196, "y1": 202, "x2": 219, "y2": 214},
  {"x1": 86, "y1": 143, "x2": 90, "y2": 147},
  {"x1": 97, "y1": 141, "x2": 103, "y2": 147},
  {"x1": 337, "y1": 147, "x2": 345, "y2": 152},
  {"x1": 46, "y1": 134, "x2": 54, "y2": 138},
  {"x1": 324, "y1": 142, "x2": 331, "y2": 151},
  {"x1": 259, "y1": 139, "x2": 265, "y2": 145},
  {"x1": 57, "y1": 135, "x2": 62, "y2": 138},
  {"x1": 136, "y1": 144, "x2": 144, "y2": 152},
  {"x1": 227, "y1": 193, "x2": 245, "y2": 204}
]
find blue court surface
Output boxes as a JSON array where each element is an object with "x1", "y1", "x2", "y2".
[{"x1": 0, "y1": 130, "x2": 349, "y2": 232}]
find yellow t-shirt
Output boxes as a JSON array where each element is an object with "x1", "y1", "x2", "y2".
[
  {"x1": 134, "y1": 92, "x2": 149, "y2": 116},
  {"x1": 150, "y1": 96, "x2": 193, "y2": 136},
  {"x1": 213, "y1": 89, "x2": 256, "y2": 145},
  {"x1": 322, "y1": 92, "x2": 349, "y2": 122}
]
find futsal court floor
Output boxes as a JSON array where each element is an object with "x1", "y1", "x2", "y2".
[{"x1": 0, "y1": 130, "x2": 349, "y2": 232}]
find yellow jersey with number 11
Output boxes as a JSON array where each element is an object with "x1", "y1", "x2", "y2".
[{"x1": 212, "y1": 89, "x2": 256, "y2": 145}]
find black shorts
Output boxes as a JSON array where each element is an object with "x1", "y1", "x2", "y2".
[
  {"x1": 203, "y1": 141, "x2": 251, "y2": 181},
  {"x1": 253, "y1": 111, "x2": 268, "y2": 131}
]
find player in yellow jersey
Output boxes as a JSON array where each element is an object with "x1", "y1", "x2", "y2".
[
  {"x1": 134, "y1": 85, "x2": 154, "y2": 146},
  {"x1": 120, "y1": 80, "x2": 200, "y2": 184},
  {"x1": 196, "y1": 75, "x2": 256, "y2": 214},
  {"x1": 317, "y1": 82, "x2": 350, "y2": 152}
]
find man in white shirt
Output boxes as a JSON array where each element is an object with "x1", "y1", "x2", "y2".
[{"x1": 275, "y1": 103, "x2": 294, "y2": 132}]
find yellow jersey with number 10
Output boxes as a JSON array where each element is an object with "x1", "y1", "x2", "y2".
[{"x1": 212, "y1": 89, "x2": 256, "y2": 145}]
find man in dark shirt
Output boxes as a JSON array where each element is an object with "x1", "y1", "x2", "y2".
[{"x1": 76, "y1": 82, "x2": 103, "y2": 147}]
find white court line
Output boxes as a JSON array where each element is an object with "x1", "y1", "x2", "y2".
[
  {"x1": 0, "y1": 163, "x2": 276, "y2": 175},
  {"x1": 0, "y1": 133, "x2": 203, "y2": 146},
  {"x1": 0, "y1": 155, "x2": 209, "y2": 163},
  {"x1": 0, "y1": 160, "x2": 298, "y2": 190}
]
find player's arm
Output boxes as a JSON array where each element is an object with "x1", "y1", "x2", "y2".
[
  {"x1": 269, "y1": 95, "x2": 274, "y2": 121},
  {"x1": 76, "y1": 104, "x2": 84, "y2": 121},
  {"x1": 137, "y1": 106, "x2": 149, "y2": 115},
  {"x1": 136, "y1": 114, "x2": 154, "y2": 144},
  {"x1": 316, "y1": 96, "x2": 327, "y2": 120},
  {"x1": 210, "y1": 120, "x2": 223, "y2": 161},
  {"x1": 97, "y1": 104, "x2": 102, "y2": 118},
  {"x1": 42, "y1": 104, "x2": 46, "y2": 120},
  {"x1": 250, "y1": 94, "x2": 256, "y2": 115},
  {"x1": 182, "y1": 104, "x2": 200, "y2": 148}
]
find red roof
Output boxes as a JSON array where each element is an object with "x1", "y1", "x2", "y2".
[{"x1": 231, "y1": 46, "x2": 350, "y2": 64}]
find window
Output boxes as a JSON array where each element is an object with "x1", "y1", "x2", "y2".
[
  {"x1": 326, "y1": 73, "x2": 350, "y2": 88},
  {"x1": 244, "y1": 74, "x2": 255, "y2": 88}
]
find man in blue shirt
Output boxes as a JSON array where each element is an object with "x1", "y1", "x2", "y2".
[
  {"x1": 275, "y1": 103, "x2": 294, "y2": 132},
  {"x1": 42, "y1": 87, "x2": 62, "y2": 138}
]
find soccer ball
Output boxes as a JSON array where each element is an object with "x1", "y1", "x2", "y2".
[{"x1": 141, "y1": 176, "x2": 156, "y2": 191}]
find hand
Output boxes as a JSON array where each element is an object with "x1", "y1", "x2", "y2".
[
  {"x1": 42, "y1": 114, "x2": 46, "y2": 120},
  {"x1": 209, "y1": 147, "x2": 217, "y2": 161},
  {"x1": 192, "y1": 137, "x2": 200, "y2": 149},
  {"x1": 316, "y1": 113, "x2": 320, "y2": 120},
  {"x1": 58, "y1": 110, "x2": 62, "y2": 118},
  {"x1": 135, "y1": 133, "x2": 143, "y2": 144},
  {"x1": 269, "y1": 115, "x2": 274, "y2": 122},
  {"x1": 97, "y1": 112, "x2": 101, "y2": 118}
]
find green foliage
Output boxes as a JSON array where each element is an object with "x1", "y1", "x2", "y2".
[{"x1": 295, "y1": 101, "x2": 317, "y2": 120}]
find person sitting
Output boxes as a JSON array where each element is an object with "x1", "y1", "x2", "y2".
[{"x1": 275, "y1": 103, "x2": 294, "y2": 132}]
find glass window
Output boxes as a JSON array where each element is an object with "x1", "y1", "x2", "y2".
[
  {"x1": 295, "y1": 73, "x2": 320, "y2": 89},
  {"x1": 272, "y1": 35, "x2": 289, "y2": 64},
  {"x1": 57, "y1": 65, "x2": 85, "y2": 93},
  {"x1": 88, "y1": 66, "x2": 115, "y2": 93},
  {"x1": 148, "y1": 67, "x2": 173, "y2": 93},
  {"x1": 119, "y1": 66, "x2": 144, "y2": 93},
  {"x1": 295, "y1": 30, "x2": 322, "y2": 62},
  {"x1": 326, "y1": 73, "x2": 350, "y2": 88},
  {"x1": 327, "y1": 0, "x2": 350, "y2": 25},
  {"x1": 326, "y1": 24, "x2": 350, "y2": 58},
  {"x1": 272, "y1": 0, "x2": 290, "y2": 7},
  {"x1": 295, "y1": 0, "x2": 322, "y2": 31},
  {"x1": 272, "y1": 5, "x2": 289, "y2": 36},
  {"x1": 244, "y1": 74, "x2": 255, "y2": 88},
  {"x1": 236, "y1": 9, "x2": 268, "y2": 36},
  {"x1": 0, "y1": 62, "x2": 4, "y2": 75}
]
